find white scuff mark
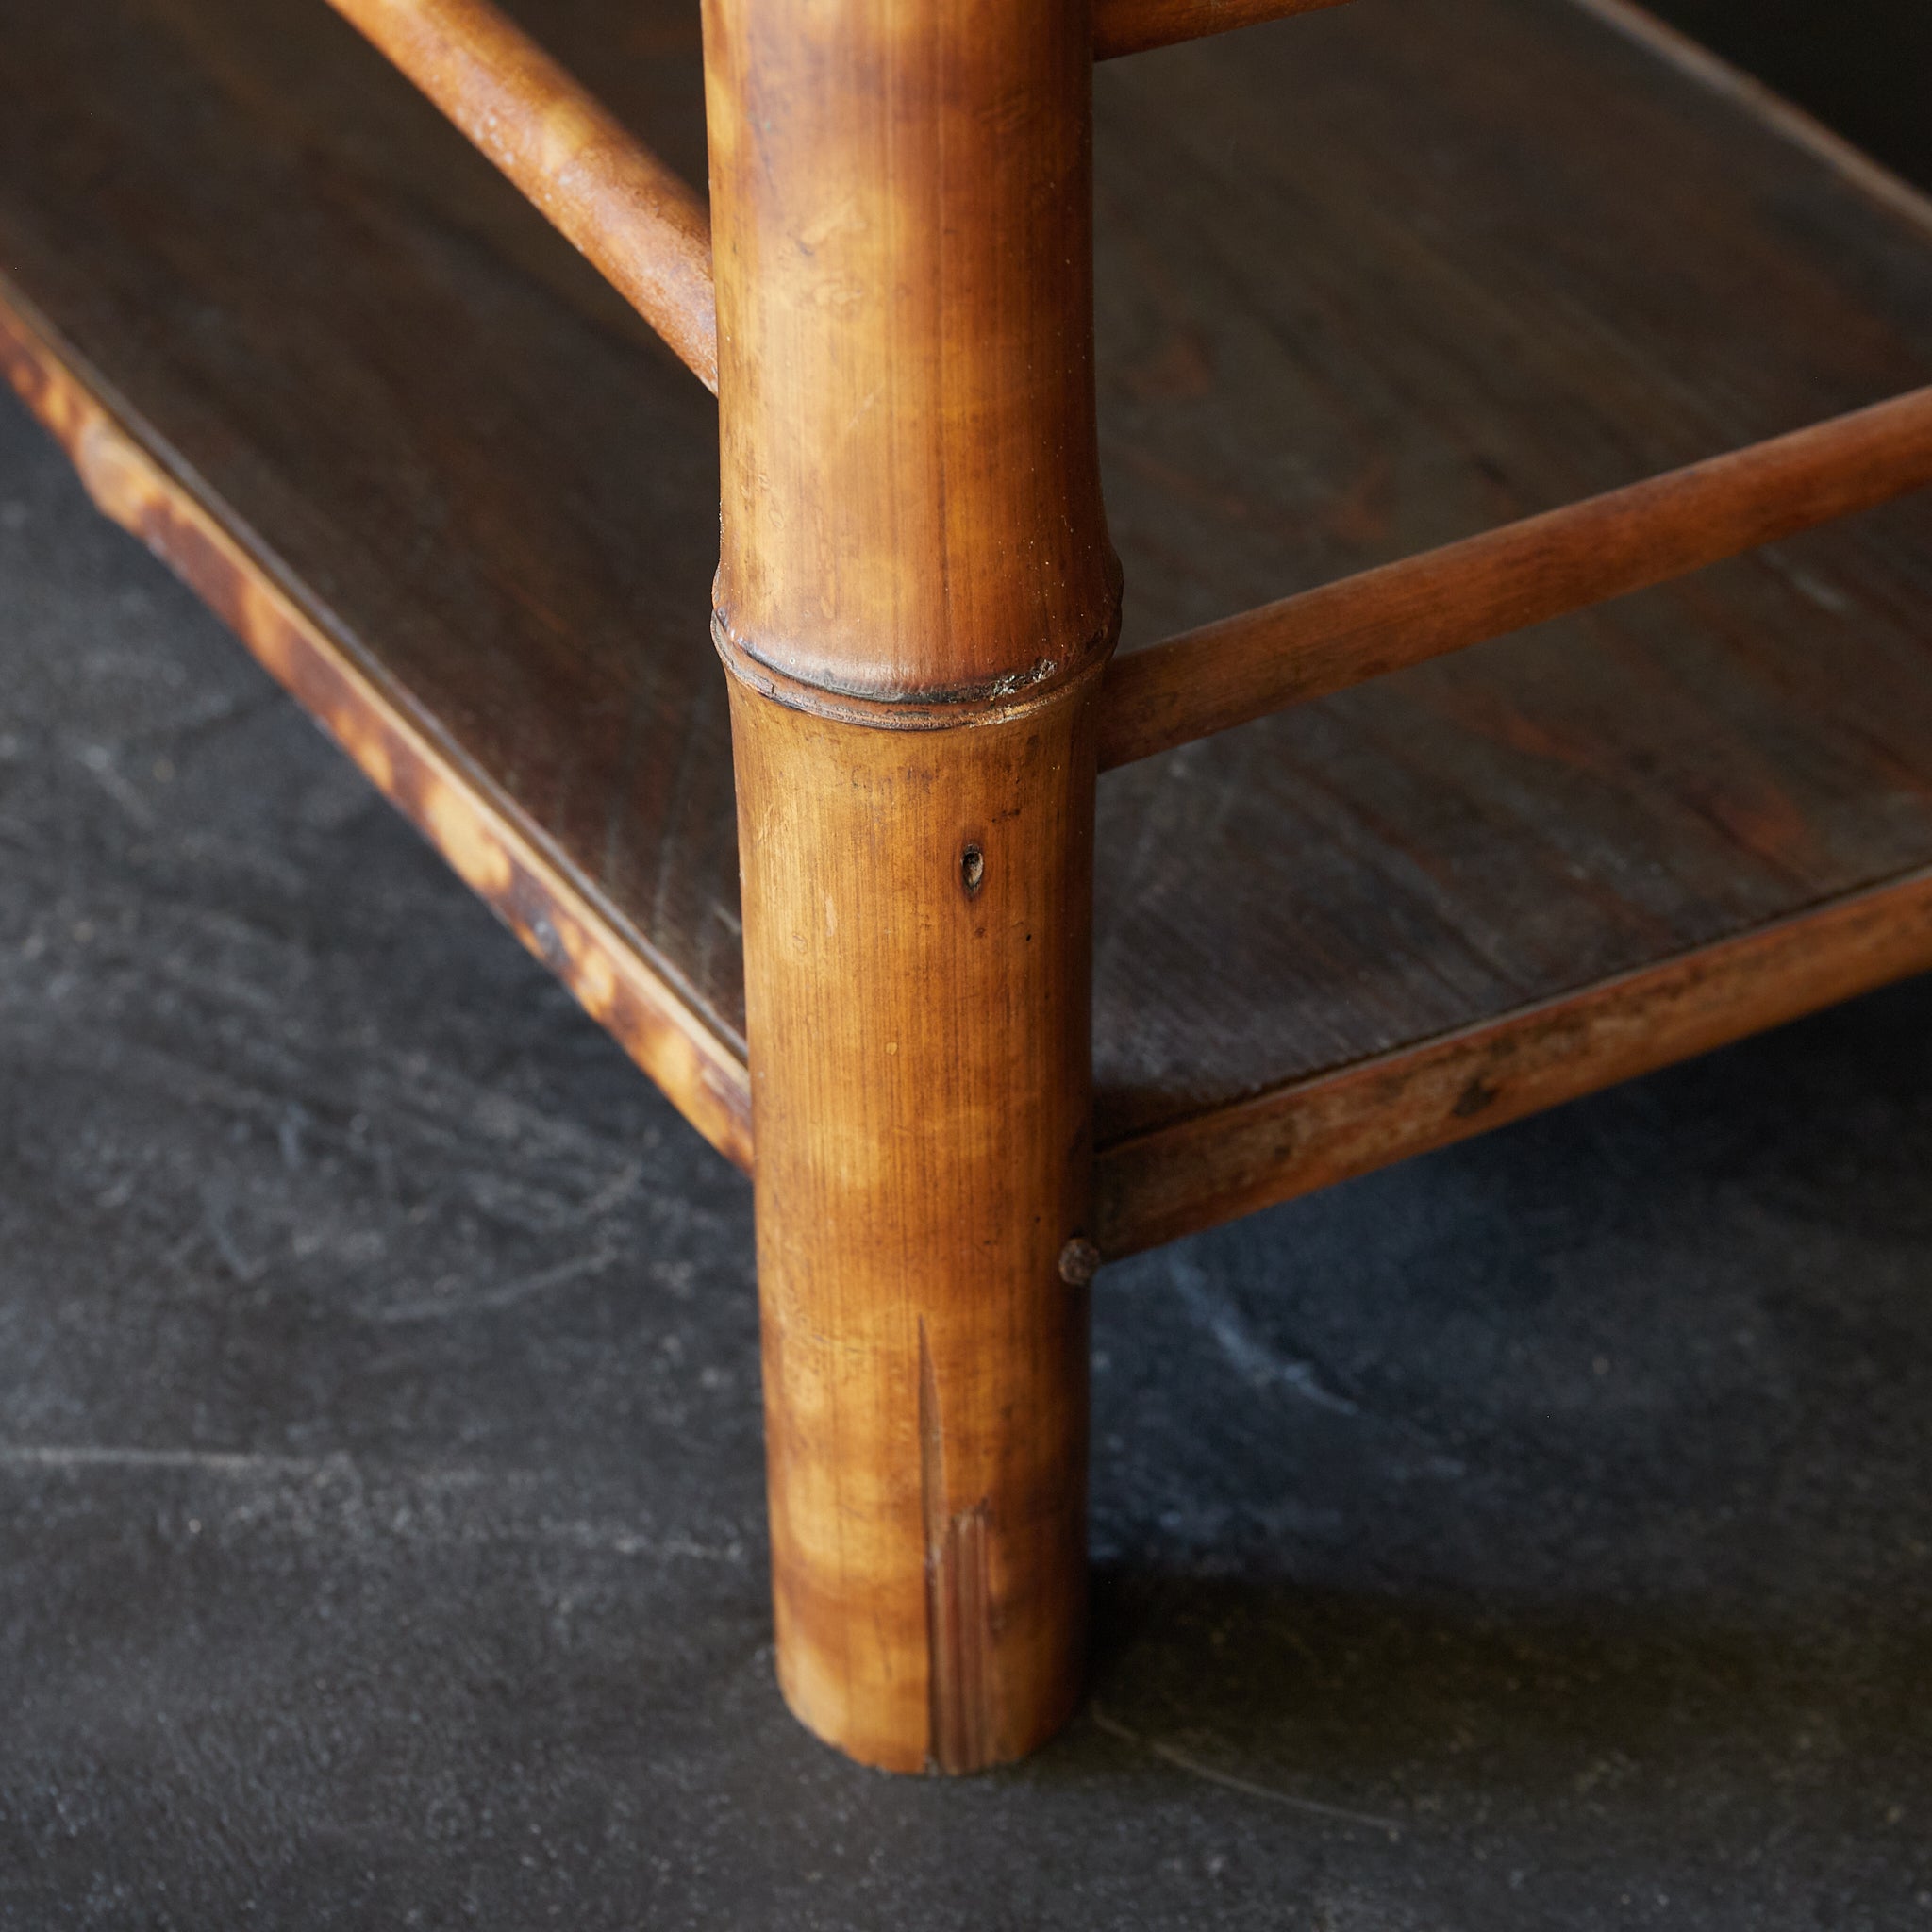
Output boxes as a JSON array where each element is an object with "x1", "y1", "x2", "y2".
[
  {"x1": 1091, "y1": 1707, "x2": 1402, "y2": 1835},
  {"x1": 0, "y1": 1444, "x2": 345, "y2": 1476},
  {"x1": 375, "y1": 1244, "x2": 623, "y2": 1324},
  {"x1": 1170, "y1": 1254, "x2": 1360, "y2": 1413},
  {"x1": 71, "y1": 741, "x2": 155, "y2": 828},
  {"x1": 578, "y1": 1160, "x2": 644, "y2": 1221},
  {"x1": 3, "y1": 1448, "x2": 748, "y2": 1566},
  {"x1": 201, "y1": 1190, "x2": 265, "y2": 1285},
  {"x1": 536, "y1": 1517, "x2": 746, "y2": 1566}
]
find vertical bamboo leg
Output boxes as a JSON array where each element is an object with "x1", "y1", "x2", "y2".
[
  {"x1": 728, "y1": 683, "x2": 1102, "y2": 1770},
  {"x1": 701, "y1": 0, "x2": 1120, "y2": 1769}
]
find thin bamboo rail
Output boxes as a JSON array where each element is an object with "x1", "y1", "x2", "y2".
[
  {"x1": 1097, "y1": 385, "x2": 1932, "y2": 771},
  {"x1": 1094, "y1": 0, "x2": 1351, "y2": 61},
  {"x1": 322, "y1": 0, "x2": 1349, "y2": 396},
  {"x1": 323, "y1": 0, "x2": 718, "y2": 391}
]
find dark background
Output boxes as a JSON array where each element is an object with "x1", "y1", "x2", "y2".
[
  {"x1": 4, "y1": 3, "x2": 1932, "y2": 1926},
  {"x1": 1647, "y1": 0, "x2": 1930, "y2": 187}
]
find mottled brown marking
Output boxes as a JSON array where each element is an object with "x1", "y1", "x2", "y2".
[
  {"x1": 734, "y1": 686, "x2": 1095, "y2": 1774},
  {"x1": 709, "y1": 0, "x2": 1104, "y2": 1774},
  {"x1": 0, "y1": 285, "x2": 752, "y2": 1170}
]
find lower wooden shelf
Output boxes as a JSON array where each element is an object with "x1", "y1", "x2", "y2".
[{"x1": 5, "y1": 0, "x2": 1932, "y2": 1258}]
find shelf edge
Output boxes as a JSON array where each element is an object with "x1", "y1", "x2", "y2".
[
  {"x1": 1095, "y1": 863, "x2": 1932, "y2": 1258},
  {"x1": 1564, "y1": 0, "x2": 1932, "y2": 245},
  {"x1": 0, "y1": 275, "x2": 755, "y2": 1174}
]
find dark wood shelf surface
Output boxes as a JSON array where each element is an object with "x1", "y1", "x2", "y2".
[
  {"x1": 1088, "y1": 0, "x2": 1932, "y2": 1245},
  {"x1": 5, "y1": 0, "x2": 1932, "y2": 1249},
  {"x1": 0, "y1": 0, "x2": 751, "y2": 1158}
]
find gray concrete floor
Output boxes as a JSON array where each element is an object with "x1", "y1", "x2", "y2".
[{"x1": 4, "y1": 4, "x2": 1932, "y2": 1926}]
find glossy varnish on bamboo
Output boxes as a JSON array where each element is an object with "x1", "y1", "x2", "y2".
[
  {"x1": 703, "y1": 0, "x2": 1116, "y2": 707},
  {"x1": 320, "y1": 0, "x2": 1347, "y2": 367}
]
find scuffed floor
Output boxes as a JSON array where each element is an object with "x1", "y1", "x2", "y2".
[{"x1": 4, "y1": 3, "x2": 1932, "y2": 1924}]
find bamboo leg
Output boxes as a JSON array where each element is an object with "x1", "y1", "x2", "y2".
[
  {"x1": 701, "y1": 0, "x2": 1120, "y2": 1769},
  {"x1": 728, "y1": 683, "x2": 1102, "y2": 1771}
]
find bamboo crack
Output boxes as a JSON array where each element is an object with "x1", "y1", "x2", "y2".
[{"x1": 919, "y1": 1322, "x2": 996, "y2": 1776}]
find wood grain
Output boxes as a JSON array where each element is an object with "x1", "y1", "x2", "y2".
[
  {"x1": 0, "y1": 277, "x2": 752, "y2": 1169},
  {"x1": 1096, "y1": 862, "x2": 1932, "y2": 1257},
  {"x1": 324, "y1": 0, "x2": 717, "y2": 389},
  {"x1": 1093, "y1": 0, "x2": 1349, "y2": 62},
  {"x1": 7, "y1": 0, "x2": 1932, "y2": 1279},
  {"x1": 729, "y1": 683, "x2": 1099, "y2": 1774},
  {"x1": 704, "y1": 0, "x2": 1115, "y2": 1773},
  {"x1": 322, "y1": 0, "x2": 1357, "y2": 399},
  {"x1": 1099, "y1": 385, "x2": 1932, "y2": 769},
  {"x1": 1089, "y1": 0, "x2": 1932, "y2": 1170},
  {"x1": 0, "y1": 0, "x2": 745, "y2": 1158}
]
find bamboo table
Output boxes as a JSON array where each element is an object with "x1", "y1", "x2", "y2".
[{"x1": 5, "y1": 0, "x2": 1932, "y2": 1773}]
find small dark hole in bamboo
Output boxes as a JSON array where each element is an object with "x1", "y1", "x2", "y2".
[{"x1": 960, "y1": 844, "x2": 986, "y2": 896}]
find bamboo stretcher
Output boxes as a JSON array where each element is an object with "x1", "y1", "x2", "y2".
[{"x1": 5, "y1": 0, "x2": 1931, "y2": 1773}]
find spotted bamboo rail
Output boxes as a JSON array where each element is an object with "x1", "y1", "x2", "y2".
[{"x1": 1096, "y1": 385, "x2": 1932, "y2": 772}]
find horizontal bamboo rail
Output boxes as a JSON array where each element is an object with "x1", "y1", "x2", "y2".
[
  {"x1": 324, "y1": 0, "x2": 1348, "y2": 394},
  {"x1": 1094, "y1": 0, "x2": 1351, "y2": 61},
  {"x1": 1096, "y1": 386, "x2": 1932, "y2": 771},
  {"x1": 324, "y1": 0, "x2": 718, "y2": 391}
]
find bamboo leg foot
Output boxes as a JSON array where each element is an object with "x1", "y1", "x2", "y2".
[
  {"x1": 702, "y1": 0, "x2": 1118, "y2": 1769},
  {"x1": 728, "y1": 677, "x2": 1101, "y2": 1773}
]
